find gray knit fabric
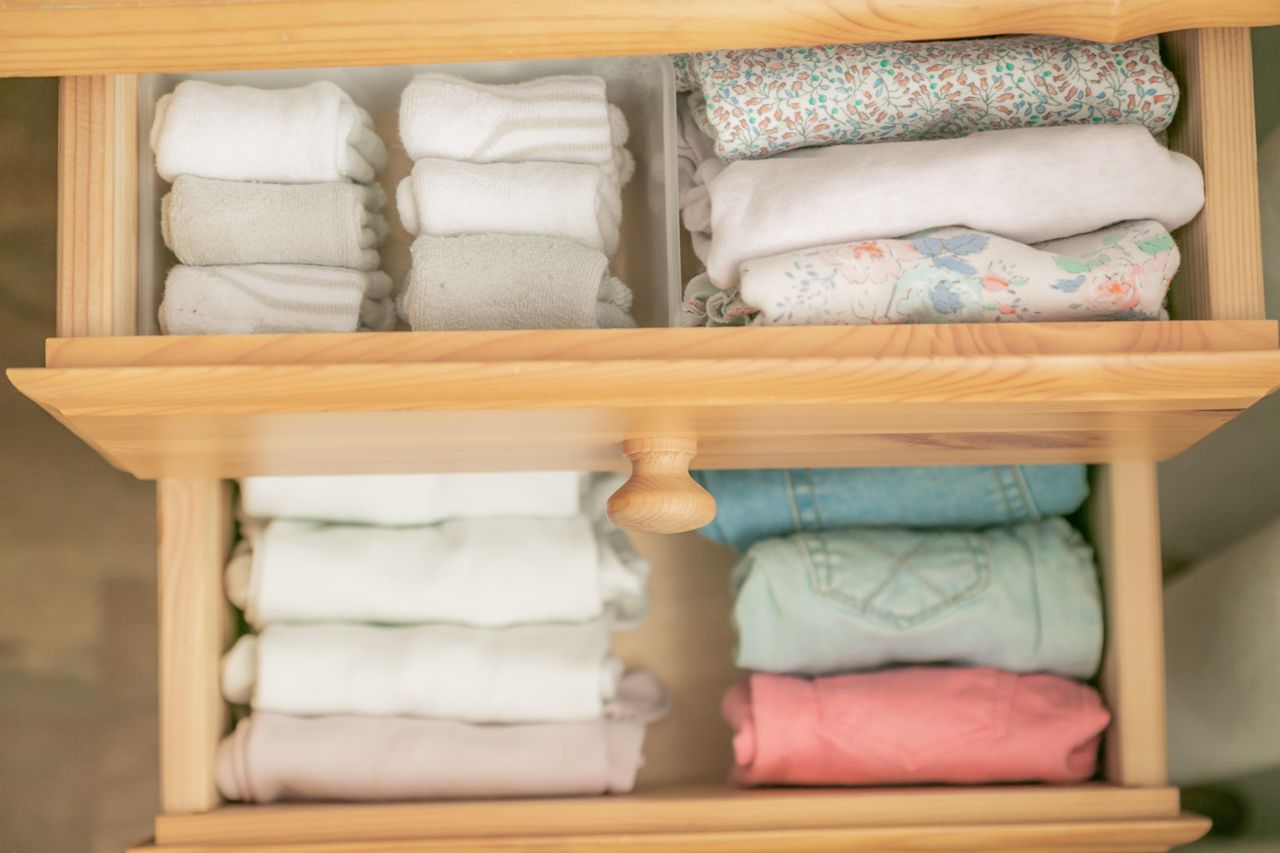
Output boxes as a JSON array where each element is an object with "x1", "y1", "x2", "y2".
[
  {"x1": 399, "y1": 234, "x2": 635, "y2": 330},
  {"x1": 161, "y1": 176, "x2": 387, "y2": 269}
]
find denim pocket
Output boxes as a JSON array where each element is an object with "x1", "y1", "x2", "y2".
[
  {"x1": 815, "y1": 668, "x2": 1015, "y2": 770},
  {"x1": 798, "y1": 528, "x2": 992, "y2": 630}
]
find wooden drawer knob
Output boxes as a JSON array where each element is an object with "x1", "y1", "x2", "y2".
[{"x1": 606, "y1": 437, "x2": 716, "y2": 534}]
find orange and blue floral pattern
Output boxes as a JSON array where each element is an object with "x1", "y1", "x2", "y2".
[
  {"x1": 674, "y1": 35, "x2": 1177, "y2": 160},
  {"x1": 700, "y1": 220, "x2": 1179, "y2": 326}
]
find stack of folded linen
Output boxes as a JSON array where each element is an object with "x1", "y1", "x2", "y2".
[
  {"x1": 692, "y1": 464, "x2": 1110, "y2": 787},
  {"x1": 217, "y1": 471, "x2": 669, "y2": 803},
  {"x1": 151, "y1": 80, "x2": 396, "y2": 334},
  {"x1": 674, "y1": 36, "x2": 1203, "y2": 327},
  {"x1": 395, "y1": 74, "x2": 638, "y2": 329}
]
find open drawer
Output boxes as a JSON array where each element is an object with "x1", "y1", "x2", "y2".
[
  {"x1": 142, "y1": 463, "x2": 1207, "y2": 851},
  {"x1": 7, "y1": 28, "x2": 1280, "y2": 536}
]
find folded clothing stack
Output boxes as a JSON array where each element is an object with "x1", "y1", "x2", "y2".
[
  {"x1": 151, "y1": 80, "x2": 394, "y2": 334},
  {"x1": 218, "y1": 472, "x2": 668, "y2": 803},
  {"x1": 693, "y1": 464, "x2": 1110, "y2": 787},
  {"x1": 673, "y1": 35, "x2": 1202, "y2": 327},
  {"x1": 396, "y1": 74, "x2": 637, "y2": 329}
]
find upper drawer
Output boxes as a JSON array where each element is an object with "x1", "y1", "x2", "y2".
[
  {"x1": 1, "y1": 0, "x2": 1279, "y2": 76},
  {"x1": 7, "y1": 29, "x2": 1280, "y2": 519}
]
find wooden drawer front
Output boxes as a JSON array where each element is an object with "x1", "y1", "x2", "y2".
[{"x1": 145, "y1": 463, "x2": 1207, "y2": 851}]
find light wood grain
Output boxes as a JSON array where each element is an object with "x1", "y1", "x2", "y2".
[
  {"x1": 157, "y1": 479, "x2": 232, "y2": 815},
  {"x1": 56, "y1": 75, "x2": 137, "y2": 338},
  {"x1": 1164, "y1": 29, "x2": 1266, "y2": 321},
  {"x1": 4, "y1": 0, "x2": 1280, "y2": 76},
  {"x1": 607, "y1": 438, "x2": 716, "y2": 534},
  {"x1": 1092, "y1": 463, "x2": 1169, "y2": 788},
  {"x1": 136, "y1": 815, "x2": 1212, "y2": 851},
  {"x1": 42, "y1": 322, "x2": 1280, "y2": 368},
  {"x1": 9, "y1": 346, "x2": 1280, "y2": 478},
  {"x1": 154, "y1": 786, "x2": 1183, "y2": 846}
]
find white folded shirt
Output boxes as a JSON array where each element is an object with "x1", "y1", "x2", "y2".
[
  {"x1": 221, "y1": 621, "x2": 622, "y2": 722},
  {"x1": 239, "y1": 472, "x2": 584, "y2": 526},
  {"x1": 228, "y1": 515, "x2": 648, "y2": 629}
]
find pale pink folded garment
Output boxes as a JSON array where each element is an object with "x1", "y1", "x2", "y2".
[
  {"x1": 724, "y1": 667, "x2": 1108, "y2": 787},
  {"x1": 218, "y1": 671, "x2": 669, "y2": 803}
]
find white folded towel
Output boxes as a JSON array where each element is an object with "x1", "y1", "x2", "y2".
[
  {"x1": 240, "y1": 471, "x2": 584, "y2": 525},
  {"x1": 162, "y1": 176, "x2": 388, "y2": 269},
  {"x1": 397, "y1": 158, "x2": 622, "y2": 256},
  {"x1": 220, "y1": 622, "x2": 623, "y2": 722},
  {"x1": 400, "y1": 234, "x2": 636, "y2": 330},
  {"x1": 158, "y1": 264, "x2": 394, "y2": 335},
  {"x1": 693, "y1": 124, "x2": 1205, "y2": 288},
  {"x1": 398, "y1": 73, "x2": 634, "y2": 184},
  {"x1": 151, "y1": 80, "x2": 388, "y2": 183},
  {"x1": 226, "y1": 515, "x2": 649, "y2": 629}
]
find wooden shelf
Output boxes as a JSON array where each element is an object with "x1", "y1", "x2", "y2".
[
  {"x1": 10, "y1": 323, "x2": 1280, "y2": 479},
  {"x1": 136, "y1": 785, "x2": 1208, "y2": 852},
  {"x1": 2, "y1": 0, "x2": 1279, "y2": 77}
]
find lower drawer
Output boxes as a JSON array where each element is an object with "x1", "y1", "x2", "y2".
[{"x1": 143, "y1": 462, "x2": 1208, "y2": 851}]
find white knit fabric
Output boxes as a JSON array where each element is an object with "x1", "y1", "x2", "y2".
[
  {"x1": 151, "y1": 80, "x2": 388, "y2": 183},
  {"x1": 220, "y1": 622, "x2": 623, "y2": 722},
  {"x1": 686, "y1": 124, "x2": 1205, "y2": 288},
  {"x1": 239, "y1": 471, "x2": 584, "y2": 525},
  {"x1": 397, "y1": 158, "x2": 622, "y2": 256},
  {"x1": 226, "y1": 515, "x2": 649, "y2": 629},
  {"x1": 158, "y1": 264, "x2": 394, "y2": 335}
]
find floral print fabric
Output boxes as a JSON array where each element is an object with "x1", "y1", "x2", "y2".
[
  {"x1": 678, "y1": 273, "x2": 757, "y2": 326},
  {"x1": 686, "y1": 220, "x2": 1178, "y2": 326},
  {"x1": 675, "y1": 35, "x2": 1177, "y2": 160}
]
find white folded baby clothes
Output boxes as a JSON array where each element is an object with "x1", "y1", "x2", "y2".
[
  {"x1": 398, "y1": 73, "x2": 634, "y2": 184},
  {"x1": 220, "y1": 621, "x2": 623, "y2": 722},
  {"x1": 151, "y1": 80, "x2": 388, "y2": 183},
  {"x1": 740, "y1": 220, "x2": 1180, "y2": 325},
  {"x1": 227, "y1": 515, "x2": 649, "y2": 629},
  {"x1": 396, "y1": 158, "x2": 623, "y2": 256},
  {"x1": 162, "y1": 176, "x2": 388, "y2": 270},
  {"x1": 692, "y1": 124, "x2": 1204, "y2": 288},
  {"x1": 158, "y1": 264, "x2": 394, "y2": 335},
  {"x1": 240, "y1": 471, "x2": 584, "y2": 525},
  {"x1": 400, "y1": 234, "x2": 636, "y2": 330}
]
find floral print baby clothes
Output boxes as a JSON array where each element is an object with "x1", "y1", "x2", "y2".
[
  {"x1": 736, "y1": 220, "x2": 1178, "y2": 326},
  {"x1": 675, "y1": 35, "x2": 1177, "y2": 160}
]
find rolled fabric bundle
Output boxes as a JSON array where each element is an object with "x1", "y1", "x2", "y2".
[
  {"x1": 220, "y1": 621, "x2": 622, "y2": 722},
  {"x1": 161, "y1": 176, "x2": 387, "y2": 270},
  {"x1": 151, "y1": 80, "x2": 388, "y2": 183},
  {"x1": 399, "y1": 234, "x2": 636, "y2": 330},
  {"x1": 397, "y1": 159, "x2": 623, "y2": 256},
  {"x1": 216, "y1": 671, "x2": 671, "y2": 803},
  {"x1": 240, "y1": 471, "x2": 584, "y2": 525},
  {"x1": 692, "y1": 464, "x2": 1088, "y2": 552},
  {"x1": 398, "y1": 73, "x2": 634, "y2": 184},
  {"x1": 677, "y1": 35, "x2": 1177, "y2": 159},
  {"x1": 739, "y1": 220, "x2": 1178, "y2": 325},
  {"x1": 724, "y1": 667, "x2": 1109, "y2": 786},
  {"x1": 158, "y1": 264, "x2": 393, "y2": 335},
  {"x1": 733, "y1": 518, "x2": 1102, "y2": 678},
  {"x1": 696, "y1": 124, "x2": 1203, "y2": 288},
  {"x1": 678, "y1": 273, "x2": 757, "y2": 327},
  {"x1": 228, "y1": 515, "x2": 649, "y2": 629}
]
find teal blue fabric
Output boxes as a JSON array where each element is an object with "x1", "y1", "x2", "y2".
[
  {"x1": 731, "y1": 518, "x2": 1102, "y2": 678},
  {"x1": 692, "y1": 465, "x2": 1088, "y2": 552}
]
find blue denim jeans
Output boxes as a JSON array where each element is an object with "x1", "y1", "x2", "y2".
[{"x1": 691, "y1": 465, "x2": 1088, "y2": 552}]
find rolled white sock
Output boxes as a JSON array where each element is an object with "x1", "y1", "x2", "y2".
[{"x1": 151, "y1": 80, "x2": 388, "y2": 183}]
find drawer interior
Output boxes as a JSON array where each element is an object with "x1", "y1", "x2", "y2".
[{"x1": 149, "y1": 463, "x2": 1208, "y2": 850}]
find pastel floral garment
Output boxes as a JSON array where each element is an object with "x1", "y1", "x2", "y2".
[
  {"x1": 674, "y1": 35, "x2": 1177, "y2": 160},
  {"x1": 678, "y1": 273, "x2": 757, "y2": 326},
  {"x1": 709, "y1": 220, "x2": 1179, "y2": 326}
]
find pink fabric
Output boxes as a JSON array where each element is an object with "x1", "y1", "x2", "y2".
[{"x1": 724, "y1": 667, "x2": 1108, "y2": 787}]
